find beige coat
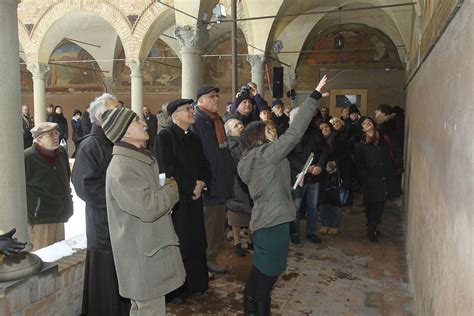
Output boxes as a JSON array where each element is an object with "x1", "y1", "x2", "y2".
[{"x1": 106, "y1": 145, "x2": 185, "y2": 301}]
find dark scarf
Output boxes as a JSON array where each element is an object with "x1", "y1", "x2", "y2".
[
  {"x1": 34, "y1": 143, "x2": 58, "y2": 165},
  {"x1": 198, "y1": 106, "x2": 227, "y2": 146}
]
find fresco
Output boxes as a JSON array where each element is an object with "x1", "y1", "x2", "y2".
[
  {"x1": 296, "y1": 28, "x2": 402, "y2": 88},
  {"x1": 202, "y1": 38, "x2": 252, "y2": 92},
  {"x1": 114, "y1": 39, "x2": 181, "y2": 93},
  {"x1": 47, "y1": 42, "x2": 103, "y2": 92}
]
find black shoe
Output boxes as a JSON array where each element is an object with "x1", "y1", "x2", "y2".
[
  {"x1": 244, "y1": 294, "x2": 256, "y2": 316},
  {"x1": 233, "y1": 243, "x2": 245, "y2": 257},
  {"x1": 207, "y1": 261, "x2": 227, "y2": 274},
  {"x1": 368, "y1": 233, "x2": 378, "y2": 242},
  {"x1": 290, "y1": 235, "x2": 300, "y2": 244},
  {"x1": 170, "y1": 295, "x2": 186, "y2": 304},
  {"x1": 306, "y1": 234, "x2": 321, "y2": 244},
  {"x1": 255, "y1": 298, "x2": 271, "y2": 316}
]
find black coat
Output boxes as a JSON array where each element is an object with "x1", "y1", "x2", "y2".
[
  {"x1": 81, "y1": 111, "x2": 92, "y2": 135},
  {"x1": 51, "y1": 113, "x2": 68, "y2": 141},
  {"x1": 288, "y1": 120, "x2": 328, "y2": 185},
  {"x1": 71, "y1": 124, "x2": 114, "y2": 253},
  {"x1": 354, "y1": 133, "x2": 401, "y2": 203},
  {"x1": 144, "y1": 114, "x2": 158, "y2": 150},
  {"x1": 153, "y1": 123, "x2": 210, "y2": 259},
  {"x1": 271, "y1": 113, "x2": 289, "y2": 136},
  {"x1": 190, "y1": 107, "x2": 234, "y2": 205},
  {"x1": 22, "y1": 114, "x2": 34, "y2": 149},
  {"x1": 71, "y1": 118, "x2": 83, "y2": 143},
  {"x1": 226, "y1": 136, "x2": 252, "y2": 214}
]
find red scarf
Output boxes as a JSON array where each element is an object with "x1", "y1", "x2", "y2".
[
  {"x1": 199, "y1": 106, "x2": 227, "y2": 146},
  {"x1": 34, "y1": 143, "x2": 58, "y2": 165}
]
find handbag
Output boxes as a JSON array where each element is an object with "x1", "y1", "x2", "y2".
[{"x1": 324, "y1": 168, "x2": 349, "y2": 207}]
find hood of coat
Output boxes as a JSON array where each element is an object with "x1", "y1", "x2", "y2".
[{"x1": 375, "y1": 113, "x2": 396, "y2": 125}]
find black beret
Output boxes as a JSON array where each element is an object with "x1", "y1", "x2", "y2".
[
  {"x1": 196, "y1": 86, "x2": 219, "y2": 100},
  {"x1": 167, "y1": 99, "x2": 194, "y2": 116}
]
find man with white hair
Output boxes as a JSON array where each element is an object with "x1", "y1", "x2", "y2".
[
  {"x1": 71, "y1": 93, "x2": 130, "y2": 315},
  {"x1": 25, "y1": 122, "x2": 73, "y2": 250}
]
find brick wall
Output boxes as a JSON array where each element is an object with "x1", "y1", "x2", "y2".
[{"x1": 0, "y1": 250, "x2": 86, "y2": 316}]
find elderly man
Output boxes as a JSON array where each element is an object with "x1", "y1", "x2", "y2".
[
  {"x1": 25, "y1": 122, "x2": 73, "y2": 250},
  {"x1": 190, "y1": 86, "x2": 233, "y2": 273},
  {"x1": 226, "y1": 92, "x2": 258, "y2": 126},
  {"x1": 104, "y1": 107, "x2": 184, "y2": 315},
  {"x1": 21, "y1": 105, "x2": 34, "y2": 149},
  {"x1": 71, "y1": 93, "x2": 129, "y2": 315},
  {"x1": 154, "y1": 99, "x2": 210, "y2": 304}
]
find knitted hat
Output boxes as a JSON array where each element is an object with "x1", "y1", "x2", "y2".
[
  {"x1": 348, "y1": 104, "x2": 360, "y2": 115},
  {"x1": 234, "y1": 92, "x2": 251, "y2": 109},
  {"x1": 31, "y1": 122, "x2": 58, "y2": 138},
  {"x1": 101, "y1": 107, "x2": 138, "y2": 143},
  {"x1": 271, "y1": 99, "x2": 284, "y2": 108}
]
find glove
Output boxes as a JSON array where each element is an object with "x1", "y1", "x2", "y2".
[{"x1": 0, "y1": 228, "x2": 27, "y2": 256}]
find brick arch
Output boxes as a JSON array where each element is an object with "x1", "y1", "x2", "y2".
[
  {"x1": 132, "y1": 3, "x2": 176, "y2": 60},
  {"x1": 18, "y1": 20, "x2": 30, "y2": 63},
  {"x1": 26, "y1": 1, "x2": 133, "y2": 63}
]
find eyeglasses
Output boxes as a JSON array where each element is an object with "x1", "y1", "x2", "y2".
[{"x1": 175, "y1": 105, "x2": 194, "y2": 113}]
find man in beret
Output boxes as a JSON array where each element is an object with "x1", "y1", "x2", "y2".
[
  {"x1": 154, "y1": 99, "x2": 210, "y2": 304},
  {"x1": 190, "y1": 86, "x2": 233, "y2": 274},
  {"x1": 24, "y1": 122, "x2": 73, "y2": 250},
  {"x1": 103, "y1": 107, "x2": 184, "y2": 315}
]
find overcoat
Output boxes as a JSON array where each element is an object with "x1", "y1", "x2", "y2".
[
  {"x1": 226, "y1": 135, "x2": 252, "y2": 214},
  {"x1": 106, "y1": 144, "x2": 185, "y2": 301}
]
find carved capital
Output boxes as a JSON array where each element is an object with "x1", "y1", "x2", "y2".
[
  {"x1": 125, "y1": 60, "x2": 147, "y2": 77},
  {"x1": 26, "y1": 63, "x2": 50, "y2": 79},
  {"x1": 247, "y1": 55, "x2": 266, "y2": 73},
  {"x1": 174, "y1": 25, "x2": 208, "y2": 53}
]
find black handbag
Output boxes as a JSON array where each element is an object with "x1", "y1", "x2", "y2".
[{"x1": 324, "y1": 169, "x2": 350, "y2": 207}]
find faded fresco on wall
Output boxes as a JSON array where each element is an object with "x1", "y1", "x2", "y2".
[
  {"x1": 20, "y1": 58, "x2": 33, "y2": 93},
  {"x1": 296, "y1": 28, "x2": 402, "y2": 89},
  {"x1": 114, "y1": 39, "x2": 181, "y2": 93},
  {"x1": 47, "y1": 42, "x2": 103, "y2": 92},
  {"x1": 202, "y1": 38, "x2": 252, "y2": 92}
]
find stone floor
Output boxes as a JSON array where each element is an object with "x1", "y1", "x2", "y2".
[{"x1": 167, "y1": 201, "x2": 414, "y2": 315}]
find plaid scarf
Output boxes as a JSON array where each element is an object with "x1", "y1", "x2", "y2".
[{"x1": 199, "y1": 106, "x2": 227, "y2": 147}]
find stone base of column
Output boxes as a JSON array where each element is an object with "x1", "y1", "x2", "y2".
[{"x1": 0, "y1": 252, "x2": 42, "y2": 282}]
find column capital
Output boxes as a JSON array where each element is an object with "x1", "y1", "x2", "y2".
[
  {"x1": 26, "y1": 63, "x2": 50, "y2": 79},
  {"x1": 174, "y1": 25, "x2": 208, "y2": 54},
  {"x1": 126, "y1": 59, "x2": 147, "y2": 77},
  {"x1": 103, "y1": 77, "x2": 114, "y2": 93},
  {"x1": 247, "y1": 54, "x2": 266, "y2": 74}
]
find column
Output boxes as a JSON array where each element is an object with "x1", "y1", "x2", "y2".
[
  {"x1": 125, "y1": 60, "x2": 147, "y2": 118},
  {"x1": 103, "y1": 76, "x2": 114, "y2": 93},
  {"x1": 284, "y1": 71, "x2": 297, "y2": 107},
  {"x1": 0, "y1": 0, "x2": 42, "y2": 281},
  {"x1": 26, "y1": 63, "x2": 50, "y2": 124},
  {"x1": 247, "y1": 54, "x2": 266, "y2": 97},
  {"x1": 175, "y1": 26, "x2": 208, "y2": 99}
]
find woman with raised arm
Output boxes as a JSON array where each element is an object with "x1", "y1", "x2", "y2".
[{"x1": 238, "y1": 75, "x2": 329, "y2": 316}]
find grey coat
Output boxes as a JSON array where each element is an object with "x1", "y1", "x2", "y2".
[
  {"x1": 238, "y1": 93, "x2": 321, "y2": 232},
  {"x1": 106, "y1": 144, "x2": 185, "y2": 301}
]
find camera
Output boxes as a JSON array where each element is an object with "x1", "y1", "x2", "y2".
[{"x1": 240, "y1": 84, "x2": 251, "y2": 95}]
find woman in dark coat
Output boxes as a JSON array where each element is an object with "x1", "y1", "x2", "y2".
[
  {"x1": 225, "y1": 118, "x2": 253, "y2": 257},
  {"x1": 154, "y1": 99, "x2": 211, "y2": 304},
  {"x1": 355, "y1": 116, "x2": 399, "y2": 242},
  {"x1": 51, "y1": 105, "x2": 68, "y2": 144},
  {"x1": 71, "y1": 109, "x2": 83, "y2": 149}
]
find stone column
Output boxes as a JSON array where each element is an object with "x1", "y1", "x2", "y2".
[
  {"x1": 0, "y1": 0, "x2": 42, "y2": 281},
  {"x1": 247, "y1": 55, "x2": 266, "y2": 97},
  {"x1": 26, "y1": 63, "x2": 50, "y2": 124},
  {"x1": 125, "y1": 60, "x2": 147, "y2": 118},
  {"x1": 284, "y1": 71, "x2": 297, "y2": 107},
  {"x1": 103, "y1": 76, "x2": 114, "y2": 93},
  {"x1": 175, "y1": 26, "x2": 208, "y2": 99}
]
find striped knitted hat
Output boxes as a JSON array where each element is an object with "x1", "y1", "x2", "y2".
[{"x1": 101, "y1": 107, "x2": 138, "y2": 143}]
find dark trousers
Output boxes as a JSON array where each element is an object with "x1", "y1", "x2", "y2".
[
  {"x1": 244, "y1": 265, "x2": 278, "y2": 303},
  {"x1": 365, "y1": 201, "x2": 385, "y2": 234}
]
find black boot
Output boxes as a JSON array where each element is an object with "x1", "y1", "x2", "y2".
[
  {"x1": 244, "y1": 295, "x2": 256, "y2": 316},
  {"x1": 255, "y1": 298, "x2": 271, "y2": 316}
]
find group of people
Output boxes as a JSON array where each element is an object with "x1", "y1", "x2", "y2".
[{"x1": 19, "y1": 73, "x2": 404, "y2": 315}]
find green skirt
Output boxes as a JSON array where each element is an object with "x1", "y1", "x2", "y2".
[{"x1": 252, "y1": 222, "x2": 290, "y2": 277}]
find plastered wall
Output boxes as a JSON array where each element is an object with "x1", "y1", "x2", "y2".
[{"x1": 404, "y1": 1, "x2": 473, "y2": 314}]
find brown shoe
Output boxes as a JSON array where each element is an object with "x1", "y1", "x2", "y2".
[
  {"x1": 328, "y1": 228, "x2": 338, "y2": 235},
  {"x1": 319, "y1": 226, "x2": 329, "y2": 235}
]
